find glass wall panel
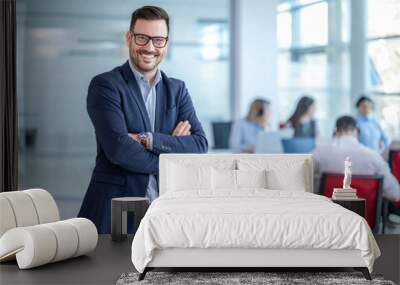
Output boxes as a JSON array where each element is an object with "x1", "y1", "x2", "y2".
[
  {"x1": 368, "y1": 0, "x2": 400, "y2": 38},
  {"x1": 277, "y1": 0, "x2": 348, "y2": 139},
  {"x1": 367, "y1": 0, "x2": 400, "y2": 141},
  {"x1": 368, "y1": 39, "x2": 400, "y2": 93},
  {"x1": 298, "y1": 2, "x2": 328, "y2": 47},
  {"x1": 374, "y1": 96, "x2": 400, "y2": 140},
  {"x1": 277, "y1": 12, "x2": 292, "y2": 49}
]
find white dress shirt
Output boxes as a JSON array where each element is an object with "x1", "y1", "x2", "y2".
[
  {"x1": 129, "y1": 60, "x2": 161, "y2": 202},
  {"x1": 229, "y1": 119, "x2": 264, "y2": 152},
  {"x1": 313, "y1": 135, "x2": 400, "y2": 202}
]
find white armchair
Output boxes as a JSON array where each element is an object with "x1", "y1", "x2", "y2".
[{"x1": 0, "y1": 189, "x2": 98, "y2": 269}]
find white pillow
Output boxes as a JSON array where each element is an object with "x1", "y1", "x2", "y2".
[
  {"x1": 211, "y1": 169, "x2": 268, "y2": 191},
  {"x1": 266, "y1": 165, "x2": 306, "y2": 191},
  {"x1": 237, "y1": 169, "x2": 267, "y2": 189},
  {"x1": 167, "y1": 163, "x2": 212, "y2": 192},
  {"x1": 238, "y1": 158, "x2": 307, "y2": 191},
  {"x1": 212, "y1": 169, "x2": 237, "y2": 191}
]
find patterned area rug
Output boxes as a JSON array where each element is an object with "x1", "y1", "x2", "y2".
[{"x1": 116, "y1": 271, "x2": 395, "y2": 285}]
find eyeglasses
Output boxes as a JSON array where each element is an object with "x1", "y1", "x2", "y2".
[{"x1": 131, "y1": 32, "x2": 168, "y2": 48}]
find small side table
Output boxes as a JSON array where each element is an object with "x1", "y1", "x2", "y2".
[
  {"x1": 332, "y1": 198, "x2": 366, "y2": 218},
  {"x1": 111, "y1": 197, "x2": 149, "y2": 242}
]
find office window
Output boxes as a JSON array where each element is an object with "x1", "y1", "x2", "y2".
[
  {"x1": 277, "y1": 12, "x2": 291, "y2": 49},
  {"x1": 298, "y1": 2, "x2": 328, "y2": 47},
  {"x1": 199, "y1": 20, "x2": 229, "y2": 61},
  {"x1": 277, "y1": 0, "x2": 348, "y2": 138},
  {"x1": 367, "y1": 0, "x2": 400, "y2": 93},
  {"x1": 368, "y1": 0, "x2": 400, "y2": 38},
  {"x1": 374, "y1": 96, "x2": 400, "y2": 140},
  {"x1": 278, "y1": 52, "x2": 327, "y2": 114},
  {"x1": 367, "y1": 0, "x2": 400, "y2": 139},
  {"x1": 368, "y1": 39, "x2": 400, "y2": 93}
]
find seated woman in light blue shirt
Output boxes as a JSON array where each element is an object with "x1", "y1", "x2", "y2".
[
  {"x1": 355, "y1": 96, "x2": 389, "y2": 152},
  {"x1": 229, "y1": 99, "x2": 271, "y2": 153}
]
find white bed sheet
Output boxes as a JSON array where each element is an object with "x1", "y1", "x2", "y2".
[{"x1": 131, "y1": 190, "x2": 380, "y2": 273}]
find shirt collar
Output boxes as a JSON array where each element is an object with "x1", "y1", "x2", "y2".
[
  {"x1": 128, "y1": 59, "x2": 162, "y2": 87},
  {"x1": 247, "y1": 120, "x2": 264, "y2": 130},
  {"x1": 333, "y1": 135, "x2": 359, "y2": 145},
  {"x1": 356, "y1": 112, "x2": 370, "y2": 122}
]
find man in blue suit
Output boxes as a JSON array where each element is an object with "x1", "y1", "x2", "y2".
[{"x1": 78, "y1": 6, "x2": 208, "y2": 233}]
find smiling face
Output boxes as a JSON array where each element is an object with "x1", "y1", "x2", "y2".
[{"x1": 126, "y1": 19, "x2": 168, "y2": 75}]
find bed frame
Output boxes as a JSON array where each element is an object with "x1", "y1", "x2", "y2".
[
  {"x1": 137, "y1": 154, "x2": 373, "y2": 281},
  {"x1": 139, "y1": 248, "x2": 371, "y2": 280}
]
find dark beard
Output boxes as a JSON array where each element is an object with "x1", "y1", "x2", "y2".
[{"x1": 130, "y1": 52, "x2": 160, "y2": 73}]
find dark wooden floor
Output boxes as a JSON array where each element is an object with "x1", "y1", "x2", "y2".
[
  {"x1": 374, "y1": 235, "x2": 400, "y2": 284},
  {"x1": 0, "y1": 235, "x2": 398, "y2": 285},
  {"x1": 0, "y1": 235, "x2": 135, "y2": 285}
]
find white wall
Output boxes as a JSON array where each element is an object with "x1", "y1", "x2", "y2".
[{"x1": 232, "y1": 0, "x2": 278, "y2": 128}]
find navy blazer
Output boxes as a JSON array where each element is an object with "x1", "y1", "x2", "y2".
[{"x1": 78, "y1": 61, "x2": 208, "y2": 233}]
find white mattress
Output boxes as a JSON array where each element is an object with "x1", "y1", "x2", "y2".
[{"x1": 131, "y1": 190, "x2": 380, "y2": 273}]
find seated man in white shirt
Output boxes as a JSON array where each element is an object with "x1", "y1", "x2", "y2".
[{"x1": 313, "y1": 115, "x2": 400, "y2": 203}]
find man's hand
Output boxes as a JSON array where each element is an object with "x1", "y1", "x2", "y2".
[
  {"x1": 172, "y1": 120, "x2": 191, "y2": 136},
  {"x1": 128, "y1": 120, "x2": 191, "y2": 147},
  {"x1": 128, "y1": 133, "x2": 140, "y2": 143}
]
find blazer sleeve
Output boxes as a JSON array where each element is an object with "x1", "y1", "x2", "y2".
[
  {"x1": 151, "y1": 82, "x2": 208, "y2": 154},
  {"x1": 87, "y1": 75, "x2": 159, "y2": 174}
]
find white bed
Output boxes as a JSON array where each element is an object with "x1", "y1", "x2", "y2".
[{"x1": 131, "y1": 154, "x2": 380, "y2": 280}]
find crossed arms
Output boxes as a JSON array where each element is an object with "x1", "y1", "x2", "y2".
[{"x1": 87, "y1": 75, "x2": 208, "y2": 175}]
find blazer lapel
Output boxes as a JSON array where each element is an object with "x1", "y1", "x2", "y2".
[
  {"x1": 155, "y1": 80, "x2": 166, "y2": 133},
  {"x1": 120, "y1": 61, "x2": 152, "y2": 131},
  {"x1": 155, "y1": 72, "x2": 176, "y2": 133}
]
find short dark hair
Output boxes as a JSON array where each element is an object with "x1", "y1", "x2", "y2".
[
  {"x1": 336, "y1": 116, "x2": 357, "y2": 132},
  {"x1": 356, "y1": 95, "x2": 373, "y2": 108},
  {"x1": 130, "y1": 6, "x2": 169, "y2": 34}
]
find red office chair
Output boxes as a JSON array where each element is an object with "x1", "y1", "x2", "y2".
[
  {"x1": 319, "y1": 173, "x2": 384, "y2": 233},
  {"x1": 389, "y1": 149, "x2": 400, "y2": 183},
  {"x1": 387, "y1": 149, "x2": 400, "y2": 215}
]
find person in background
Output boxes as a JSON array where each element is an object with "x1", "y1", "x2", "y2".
[
  {"x1": 355, "y1": 95, "x2": 389, "y2": 153},
  {"x1": 229, "y1": 99, "x2": 271, "y2": 153},
  {"x1": 286, "y1": 96, "x2": 317, "y2": 138},
  {"x1": 313, "y1": 115, "x2": 400, "y2": 203}
]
